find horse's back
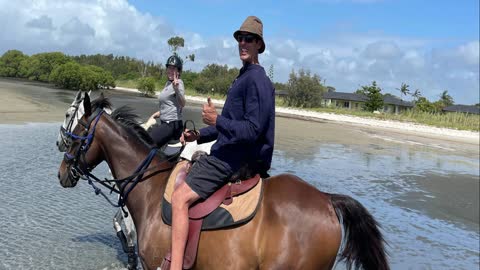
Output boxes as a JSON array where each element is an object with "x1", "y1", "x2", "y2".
[{"x1": 193, "y1": 173, "x2": 342, "y2": 269}]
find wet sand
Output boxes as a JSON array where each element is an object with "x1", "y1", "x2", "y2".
[{"x1": 0, "y1": 80, "x2": 68, "y2": 123}]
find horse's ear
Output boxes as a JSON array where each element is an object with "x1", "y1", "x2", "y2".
[
  {"x1": 83, "y1": 92, "x2": 91, "y2": 116},
  {"x1": 75, "y1": 90, "x2": 82, "y2": 101}
]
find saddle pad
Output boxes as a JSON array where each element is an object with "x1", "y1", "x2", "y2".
[{"x1": 162, "y1": 161, "x2": 263, "y2": 230}]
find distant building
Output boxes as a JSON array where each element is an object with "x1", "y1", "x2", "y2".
[
  {"x1": 443, "y1": 105, "x2": 480, "y2": 115},
  {"x1": 322, "y1": 92, "x2": 367, "y2": 110},
  {"x1": 275, "y1": 89, "x2": 288, "y2": 97},
  {"x1": 322, "y1": 91, "x2": 414, "y2": 114},
  {"x1": 382, "y1": 95, "x2": 414, "y2": 114}
]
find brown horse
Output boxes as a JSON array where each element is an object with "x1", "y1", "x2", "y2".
[{"x1": 57, "y1": 93, "x2": 389, "y2": 270}]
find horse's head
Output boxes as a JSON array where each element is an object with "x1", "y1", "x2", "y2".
[
  {"x1": 57, "y1": 92, "x2": 105, "y2": 188},
  {"x1": 56, "y1": 91, "x2": 112, "y2": 152},
  {"x1": 56, "y1": 90, "x2": 88, "y2": 152}
]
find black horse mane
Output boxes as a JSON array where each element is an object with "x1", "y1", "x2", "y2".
[
  {"x1": 111, "y1": 106, "x2": 155, "y2": 147},
  {"x1": 91, "y1": 95, "x2": 113, "y2": 111},
  {"x1": 90, "y1": 93, "x2": 155, "y2": 148}
]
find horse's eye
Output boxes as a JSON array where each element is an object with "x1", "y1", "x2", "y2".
[{"x1": 66, "y1": 113, "x2": 70, "y2": 118}]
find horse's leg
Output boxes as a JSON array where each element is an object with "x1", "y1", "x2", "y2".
[
  {"x1": 137, "y1": 219, "x2": 172, "y2": 270},
  {"x1": 123, "y1": 207, "x2": 138, "y2": 270},
  {"x1": 114, "y1": 208, "x2": 138, "y2": 270}
]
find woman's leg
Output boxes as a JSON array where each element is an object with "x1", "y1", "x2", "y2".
[{"x1": 149, "y1": 123, "x2": 175, "y2": 147}]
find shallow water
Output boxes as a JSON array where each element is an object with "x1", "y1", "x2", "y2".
[{"x1": 0, "y1": 81, "x2": 478, "y2": 269}]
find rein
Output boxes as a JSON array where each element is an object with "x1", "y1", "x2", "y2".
[{"x1": 62, "y1": 108, "x2": 185, "y2": 216}]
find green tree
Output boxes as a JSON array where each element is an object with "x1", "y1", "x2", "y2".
[
  {"x1": 0, "y1": 50, "x2": 28, "y2": 77},
  {"x1": 268, "y1": 64, "x2": 274, "y2": 81},
  {"x1": 439, "y1": 90, "x2": 454, "y2": 107},
  {"x1": 411, "y1": 89, "x2": 421, "y2": 101},
  {"x1": 396, "y1": 82, "x2": 410, "y2": 101},
  {"x1": 19, "y1": 52, "x2": 70, "y2": 81},
  {"x1": 168, "y1": 36, "x2": 185, "y2": 54},
  {"x1": 185, "y1": 54, "x2": 195, "y2": 63},
  {"x1": 357, "y1": 81, "x2": 384, "y2": 112},
  {"x1": 285, "y1": 69, "x2": 326, "y2": 108},
  {"x1": 193, "y1": 64, "x2": 238, "y2": 96},
  {"x1": 414, "y1": 97, "x2": 436, "y2": 113},
  {"x1": 273, "y1": 82, "x2": 287, "y2": 90},
  {"x1": 50, "y1": 62, "x2": 115, "y2": 91},
  {"x1": 166, "y1": 36, "x2": 195, "y2": 70},
  {"x1": 49, "y1": 61, "x2": 83, "y2": 90},
  {"x1": 326, "y1": 86, "x2": 336, "y2": 92},
  {"x1": 137, "y1": 77, "x2": 156, "y2": 96}
]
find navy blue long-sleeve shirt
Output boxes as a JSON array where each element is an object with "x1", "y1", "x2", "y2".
[{"x1": 198, "y1": 63, "x2": 275, "y2": 172}]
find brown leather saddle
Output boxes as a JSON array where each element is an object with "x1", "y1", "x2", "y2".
[{"x1": 160, "y1": 159, "x2": 264, "y2": 269}]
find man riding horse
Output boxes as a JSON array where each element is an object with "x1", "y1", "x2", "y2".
[{"x1": 170, "y1": 15, "x2": 275, "y2": 270}]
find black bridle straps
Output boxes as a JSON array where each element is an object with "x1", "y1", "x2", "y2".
[{"x1": 63, "y1": 107, "x2": 182, "y2": 215}]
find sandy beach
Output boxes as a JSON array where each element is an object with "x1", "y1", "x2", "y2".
[
  {"x1": 1, "y1": 82, "x2": 479, "y2": 145},
  {"x1": 117, "y1": 86, "x2": 479, "y2": 145}
]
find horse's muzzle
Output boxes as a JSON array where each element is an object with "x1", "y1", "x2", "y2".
[{"x1": 58, "y1": 167, "x2": 79, "y2": 188}]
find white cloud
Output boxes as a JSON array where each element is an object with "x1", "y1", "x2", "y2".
[
  {"x1": 0, "y1": 0, "x2": 477, "y2": 104},
  {"x1": 25, "y1": 15, "x2": 54, "y2": 30}
]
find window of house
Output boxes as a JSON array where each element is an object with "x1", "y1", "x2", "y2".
[{"x1": 344, "y1": 101, "x2": 349, "y2": 108}]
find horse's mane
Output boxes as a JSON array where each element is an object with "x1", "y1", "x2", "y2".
[
  {"x1": 91, "y1": 95, "x2": 113, "y2": 112},
  {"x1": 91, "y1": 93, "x2": 154, "y2": 147},
  {"x1": 110, "y1": 106, "x2": 155, "y2": 147}
]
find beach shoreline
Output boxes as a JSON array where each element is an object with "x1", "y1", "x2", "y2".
[
  {"x1": 115, "y1": 87, "x2": 479, "y2": 145},
  {"x1": 1, "y1": 83, "x2": 478, "y2": 145}
]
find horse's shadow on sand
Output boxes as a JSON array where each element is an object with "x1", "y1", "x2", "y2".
[{"x1": 72, "y1": 232, "x2": 131, "y2": 267}]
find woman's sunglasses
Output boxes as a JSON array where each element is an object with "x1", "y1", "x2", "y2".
[{"x1": 236, "y1": 34, "x2": 256, "y2": 43}]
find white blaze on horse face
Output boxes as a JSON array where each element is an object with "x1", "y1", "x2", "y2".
[{"x1": 56, "y1": 91, "x2": 86, "y2": 152}]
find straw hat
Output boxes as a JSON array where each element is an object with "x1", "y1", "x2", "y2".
[{"x1": 233, "y1": 16, "x2": 265, "y2": 53}]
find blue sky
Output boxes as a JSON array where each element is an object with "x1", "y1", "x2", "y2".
[{"x1": 0, "y1": 0, "x2": 478, "y2": 104}]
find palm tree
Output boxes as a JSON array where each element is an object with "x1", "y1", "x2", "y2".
[
  {"x1": 440, "y1": 90, "x2": 454, "y2": 106},
  {"x1": 397, "y1": 82, "x2": 410, "y2": 101},
  {"x1": 411, "y1": 89, "x2": 421, "y2": 101}
]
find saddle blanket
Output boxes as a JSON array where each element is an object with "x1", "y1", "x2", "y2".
[{"x1": 161, "y1": 160, "x2": 263, "y2": 230}]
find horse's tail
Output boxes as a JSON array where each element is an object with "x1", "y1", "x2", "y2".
[{"x1": 330, "y1": 194, "x2": 390, "y2": 270}]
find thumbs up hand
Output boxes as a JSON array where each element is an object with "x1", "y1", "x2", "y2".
[{"x1": 202, "y1": 97, "x2": 217, "y2": 126}]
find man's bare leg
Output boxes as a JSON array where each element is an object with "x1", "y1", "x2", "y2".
[{"x1": 171, "y1": 182, "x2": 200, "y2": 270}]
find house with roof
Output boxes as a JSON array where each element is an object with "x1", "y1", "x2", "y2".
[
  {"x1": 322, "y1": 92, "x2": 367, "y2": 110},
  {"x1": 442, "y1": 105, "x2": 480, "y2": 115},
  {"x1": 322, "y1": 91, "x2": 414, "y2": 114},
  {"x1": 382, "y1": 95, "x2": 414, "y2": 114}
]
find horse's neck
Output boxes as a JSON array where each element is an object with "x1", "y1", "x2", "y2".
[{"x1": 97, "y1": 118, "x2": 168, "y2": 229}]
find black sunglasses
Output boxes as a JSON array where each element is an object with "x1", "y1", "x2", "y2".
[{"x1": 236, "y1": 34, "x2": 256, "y2": 43}]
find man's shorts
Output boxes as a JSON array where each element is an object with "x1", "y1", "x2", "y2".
[{"x1": 185, "y1": 155, "x2": 233, "y2": 200}]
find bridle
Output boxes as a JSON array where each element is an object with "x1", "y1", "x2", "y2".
[
  {"x1": 61, "y1": 106, "x2": 182, "y2": 216},
  {"x1": 59, "y1": 100, "x2": 84, "y2": 151},
  {"x1": 62, "y1": 108, "x2": 104, "y2": 187}
]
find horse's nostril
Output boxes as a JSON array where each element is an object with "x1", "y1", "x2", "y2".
[
  {"x1": 56, "y1": 141, "x2": 59, "y2": 146},
  {"x1": 57, "y1": 171, "x2": 60, "y2": 179}
]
